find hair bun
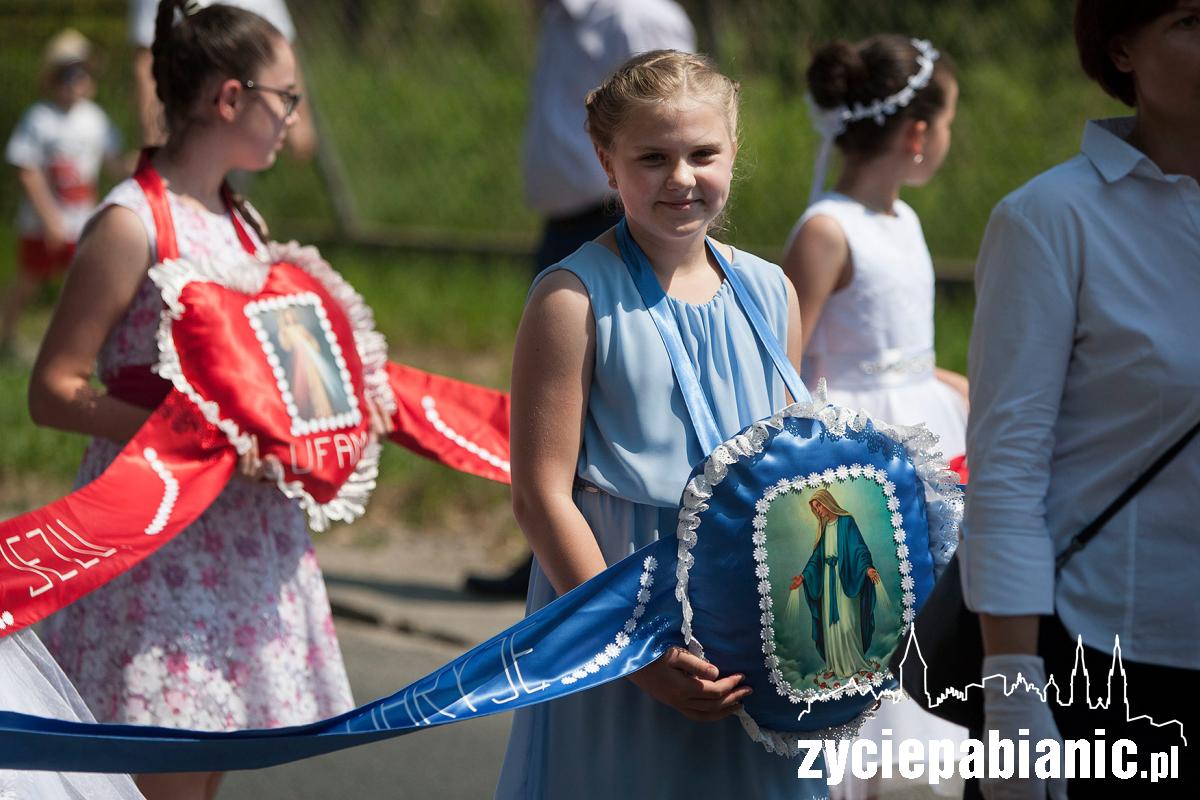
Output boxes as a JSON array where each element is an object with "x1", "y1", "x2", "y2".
[
  {"x1": 806, "y1": 40, "x2": 867, "y2": 110},
  {"x1": 806, "y1": 34, "x2": 954, "y2": 159}
]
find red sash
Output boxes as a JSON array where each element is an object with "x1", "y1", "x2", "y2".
[
  {"x1": 0, "y1": 153, "x2": 246, "y2": 637},
  {"x1": 108, "y1": 152, "x2": 257, "y2": 410},
  {"x1": 0, "y1": 151, "x2": 512, "y2": 640}
]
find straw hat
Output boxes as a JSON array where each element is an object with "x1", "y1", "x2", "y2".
[{"x1": 41, "y1": 28, "x2": 93, "y2": 81}]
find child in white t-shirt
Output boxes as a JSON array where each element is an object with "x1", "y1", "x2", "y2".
[{"x1": 1, "y1": 29, "x2": 122, "y2": 356}]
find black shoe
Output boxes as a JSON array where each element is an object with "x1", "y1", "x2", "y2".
[{"x1": 464, "y1": 555, "x2": 533, "y2": 599}]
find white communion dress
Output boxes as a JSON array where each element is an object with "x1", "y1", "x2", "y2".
[{"x1": 791, "y1": 192, "x2": 966, "y2": 460}]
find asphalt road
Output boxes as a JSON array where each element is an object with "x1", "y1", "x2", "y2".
[{"x1": 220, "y1": 620, "x2": 512, "y2": 800}]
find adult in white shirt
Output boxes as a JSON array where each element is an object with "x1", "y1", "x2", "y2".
[
  {"x1": 961, "y1": 1, "x2": 1200, "y2": 796},
  {"x1": 129, "y1": 0, "x2": 315, "y2": 158}
]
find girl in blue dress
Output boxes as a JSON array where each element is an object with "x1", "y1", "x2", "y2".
[{"x1": 496, "y1": 49, "x2": 827, "y2": 799}]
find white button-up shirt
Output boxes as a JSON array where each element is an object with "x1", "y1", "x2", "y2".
[
  {"x1": 521, "y1": 0, "x2": 695, "y2": 218},
  {"x1": 961, "y1": 117, "x2": 1200, "y2": 670}
]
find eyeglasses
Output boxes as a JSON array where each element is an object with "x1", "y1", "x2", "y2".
[{"x1": 241, "y1": 80, "x2": 302, "y2": 117}]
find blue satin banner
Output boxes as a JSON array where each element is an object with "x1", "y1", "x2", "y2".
[{"x1": 0, "y1": 537, "x2": 681, "y2": 774}]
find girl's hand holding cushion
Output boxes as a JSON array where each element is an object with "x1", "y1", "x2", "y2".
[{"x1": 628, "y1": 646, "x2": 751, "y2": 722}]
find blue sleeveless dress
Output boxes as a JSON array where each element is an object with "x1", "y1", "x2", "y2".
[{"x1": 495, "y1": 241, "x2": 828, "y2": 799}]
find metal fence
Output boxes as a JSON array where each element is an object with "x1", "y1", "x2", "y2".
[{"x1": 0, "y1": 0, "x2": 1121, "y2": 270}]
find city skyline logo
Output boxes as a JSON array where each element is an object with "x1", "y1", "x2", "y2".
[{"x1": 798, "y1": 626, "x2": 1187, "y2": 747}]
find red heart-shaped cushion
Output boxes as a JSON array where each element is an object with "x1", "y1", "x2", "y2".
[{"x1": 170, "y1": 261, "x2": 369, "y2": 505}]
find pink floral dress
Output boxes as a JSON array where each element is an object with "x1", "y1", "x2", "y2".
[{"x1": 43, "y1": 178, "x2": 355, "y2": 730}]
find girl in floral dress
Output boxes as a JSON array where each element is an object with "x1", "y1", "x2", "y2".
[{"x1": 29, "y1": 3, "x2": 360, "y2": 798}]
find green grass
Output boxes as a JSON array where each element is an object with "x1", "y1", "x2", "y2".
[
  {"x1": 934, "y1": 283, "x2": 973, "y2": 376},
  {"x1": 0, "y1": 363, "x2": 87, "y2": 481}
]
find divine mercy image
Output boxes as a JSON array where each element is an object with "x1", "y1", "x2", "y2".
[{"x1": 261, "y1": 302, "x2": 351, "y2": 423}]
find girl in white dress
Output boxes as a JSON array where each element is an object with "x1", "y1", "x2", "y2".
[
  {"x1": 782, "y1": 35, "x2": 969, "y2": 799},
  {"x1": 784, "y1": 35, "x2": 968, "y2": 462}
]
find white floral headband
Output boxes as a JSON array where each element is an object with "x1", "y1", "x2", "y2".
[{"x1": 806, "y1": 38, "x2": 941, "y2": 205}]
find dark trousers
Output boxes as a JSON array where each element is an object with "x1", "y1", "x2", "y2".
[
  {"x1": 534, "y1": 200, "x2": 623, "y2": 275},
  {"x1": 964, "y1": 615, "x2": 1195, "y2": 798}
]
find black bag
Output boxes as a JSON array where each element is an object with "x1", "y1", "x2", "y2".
[{"x1": 889, "y1": 418, "x2": 1200, "y2": 731}]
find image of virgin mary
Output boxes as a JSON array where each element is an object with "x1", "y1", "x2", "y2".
[{"x1": 789, "y1": 488, "x2": 881, "y2": 676}]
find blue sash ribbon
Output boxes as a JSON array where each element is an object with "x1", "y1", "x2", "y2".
[{"x1": 1, "y1": 536, "x2": 684, "y2": 773}]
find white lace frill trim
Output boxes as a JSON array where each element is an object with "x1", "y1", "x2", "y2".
[
  {"x1": 734, "y1": 705, "x2": 871, "y2": 758},
  {"x1": 148, "y1": 242, "x2": 395, "y2": 532},
  {"x1": 674, "y1": 379, "x2": 963, "y2": 755}
]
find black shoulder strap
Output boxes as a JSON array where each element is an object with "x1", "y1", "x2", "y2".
[{"x1": 1056, "y1": 417, "x2": 1200, "y2": 572}]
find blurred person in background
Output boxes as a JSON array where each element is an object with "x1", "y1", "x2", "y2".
[
  {"x1": 465, "y1": 0, "x2": 695, "y2": 599},
  {"x1": 129, "y1": 0, "x2": 317, "y2": 160},
  {"x1": 785, "y1": 35, "x2": 968, "y2": 464},
  {"x1": 1, "y1": 28, "x2": 123, "y2": 360},
  {"x1": 962, "y1": 0, "x2": 1200, "y2": 796}
]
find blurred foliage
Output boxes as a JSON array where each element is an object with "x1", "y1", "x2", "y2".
[
  {"x1": 706, "y1": 0, "x2": 1122, "y2": 256},
  {"x1": 0, "y1": 0, "x2": 1124, "y2": 262}
]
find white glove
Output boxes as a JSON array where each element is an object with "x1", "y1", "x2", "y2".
[{"x1": 979, "y1": 654, "x2": 1067, "y2": 800}]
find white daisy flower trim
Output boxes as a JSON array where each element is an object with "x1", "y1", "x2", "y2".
[{"x1": 560, "y1": 554, "x2": 659, "y2": 686}]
